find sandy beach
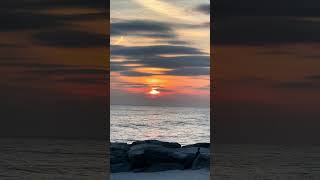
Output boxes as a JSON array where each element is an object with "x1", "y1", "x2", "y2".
[{"x1": 110, "y1": 169, "x2": 209, "y2": 180}]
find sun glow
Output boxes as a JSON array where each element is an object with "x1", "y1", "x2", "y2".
[{"x1": 149, "y1": 88, "x2": 160, "y2": 95}]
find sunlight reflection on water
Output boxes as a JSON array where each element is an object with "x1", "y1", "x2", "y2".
[{"x1": 111, "y1": 105, "x2": 210, "y2": 145}]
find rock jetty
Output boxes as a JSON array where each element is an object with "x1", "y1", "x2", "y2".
[{"x1": 111, "y1": 140, "x2": 210, "y2": 173}]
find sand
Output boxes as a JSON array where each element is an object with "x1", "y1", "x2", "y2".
[{"x1": 110, "y1": 169, "x2": 209, "y2": 180}]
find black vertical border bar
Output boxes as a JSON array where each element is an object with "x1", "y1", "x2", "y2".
[
  {"x1": 107, "y1": 0, "x2": 111, "y2": 179},
  {"x1": 210, "y1": 0, "x2": 215, "y2": 179}
]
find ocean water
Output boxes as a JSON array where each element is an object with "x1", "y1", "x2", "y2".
[
  {"x1": 213, "y1": 144, "x2": 320, "y2": 180},
  {"x1": 0, "y1": 138, "x2": 107, "y2": 180},
  {"x1": 110, "y1": 105, "x2": 210, "y2": 145}
]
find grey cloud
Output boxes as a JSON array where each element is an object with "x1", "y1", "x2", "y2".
[
  {"x1": 111, "y1": 20, "x2": 178, "y2": 40},
  {"x1": 215, "y1": 16, "x2": 320, "y2": 45},
  {"x1": 167, "y1": 67, "x2": 210, "y2": 76},
  {"x1": 1, "y1": 0, "x2": 106, "y2": 11},
  {"x1": 0, "y1": 5, "x2": 105, "y2": 32},
  {"x1": 120, "y1": 71, "x2": 154, "y2": 77},
  {"x1": 0, "y1": 62, "x2": 70, "y2": 69},
  {"x1": 111, "y1": 20, "x2": 172, "y2": 35},
  {"x1": 111, "y1": 45, "x2": 206, "y2": 56},
  {"x1": 0, "y1": 12, "x2": 64, "y2": 32},
  {"x1": 136, "y1": 55, "x2": 210, "y2": 68},
  {"x1": 57, "y1": 77, "x2": 106, "y2": 84},
  {"x1": 110, "y1": 55, "x2": 209, "y2": 77},
  {"x1": 273, "y1": 81, "x2": 320, "y2": 90},
  {"x1": 196, "y1": 4, "x2": 210, "y2": 14},
  {"x1": 155, "y1": 40, "x2": 189, "y2": 45},
  {"x1": 30, "y1": 68, "x2": 107, "y2": 75},
  {"x1": 110, "y1": 62, "x2": 129, "y2": 72},
  {"x1": 0, "y1": 43, "x2": 21, "y2": 48},
  {"x1": 305, "y1": 75, "x2": 320, "y2": 80},
  {"x1": 216, "y1": 0, "x2": 320, "y2": 16},
  {"x1": 32, "y1": 30, "x2": 107, "y2": 48}
]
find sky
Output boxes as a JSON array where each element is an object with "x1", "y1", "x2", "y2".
[
  {"x1": 110, "y1": 0, "x2": 210, "y2": 107},
  {"x1": 0, "y1": 0, "x2": 107, "y2": 138},
  {"x1": 213, "y1": 0, "x2": 320, "y2": 144}
]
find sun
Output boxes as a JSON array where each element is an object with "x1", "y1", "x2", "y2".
[{"x1": 149, "y1": 88, "x2": 160, "y2": 95}]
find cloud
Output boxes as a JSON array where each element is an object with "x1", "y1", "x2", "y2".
[
  {"x1": 0, "y1": 43, "x2": 21, "y2": 48},
  {"x1": 215, "y1": 0, "x2": 320, "y2": 16},
  {"x1": 111, "y1": 20, "x2": 189, "y2": 44},
  {"x1": 133, "y1": 55, "x2": 210, "y2": 68},
  {"x1": 111, "y1": 20, "x2": 172, "y2": 36},
  {"x1": 110, "y1": 45, "x2": 209, "y2": 77},
  {"x1": 111, "y1": 45, "x2": 206, "y2": 56},
  {"x1": 57, "y1": 77, "x2": 106, "y2": 84},
  {"x1": 155, "y1": 39, "x2": 189, "y2": 45},
  {"x1": 1, "y1": 0, "x2": 107, "y2": 11},
  {"x1": 110, "y1": 62, "x2": 130, "y2": 72},
  {"x1": 273, "y1": 81, "x2": 320, "y2": 90},
  {"x1": 0, "y1": 62, "x2": 69, "y2": 68},
  {"x1": 32, "y1": 30, "x2": 107, "y2": 48},
  {"x1": 0, "y1": 11, "x2": 105, "y2": 32},
  {"x1": 30, "y1": 68, "x2": 107, "y2": 75},
  {"x1": 0, "y1": 0, "x2": 106, "y2": 32},
  {"x1": 120, "y1": 71, "x2": 154, "y2": 77},
  {"x1": 305, "y1": 75, "x2": 320, "y2": 80},
  {"x1": 166, "y1": 67, "x2": 210, "y2": 76},
  {"x1": 215, "y1": 16, "x2": 320, "y2": 45},
  {"x1": 0, "y1": 11, "x2": 64, "y2": 32},
  {"x1": 133, "y1": 0, "x2": 202, "y2": 23},
  {"x1": 196, "y1": 4, "x2": 210, "y2": 14}
]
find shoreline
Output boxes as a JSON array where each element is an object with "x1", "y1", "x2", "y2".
[
  {"x1": 111, "y1": 140, "x2": 210, "y2": 173},
  {"x1": 110, "y1": 169, "x2": 209, "y2": 180}
]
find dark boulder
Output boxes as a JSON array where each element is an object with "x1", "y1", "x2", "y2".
[
  {"x1": 130, "y1": 140, "x2": 181, "y2": 148},
  {"x1": 111, "y1": 143, "x2": 129, "y2": 151},
  {"x1": 192, "y1": 154, "x2": 210, "y2": 170},
  {"x1": 182, "y1": 143, "x2": 210, "y2": 148},
  {"x1": 128, "y1": 144, "x2": 178, "y2": 170},
  {"x1": 110, "y1": 141, "x2": 211, "y2": 172},
  {"x1": 171, "y1": 147, "x2": 210, "y2": 169},
  {"x1": 110, "y1": 143, "x2": 129, "y2": 164}
]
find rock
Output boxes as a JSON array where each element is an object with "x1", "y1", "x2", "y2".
[
  {"x1": 131, "y1": 140, "x2": 181, "y2": 148},
  {"x1": 192, "y1": 154, "x2": 210, "y2": 170},
  {"x1": 111, "y1": 143, "x2": 129, "y2": 151},
  {"x1": 110, "y1": 162, "x2": 130, "y2": 173},
  {"x1": 111, "y1": 143, "x2": 129, "y2": 164},
  {"x1": 182, "y1": 143, "x2": 210, "y2": 148},
  {"x1": 171, "y1": 147, "x2": 210, "y2": 169},
  {"x1": 171, "y1": 147, "x2": 209, "y2": 161},
  {"x1": 110, "y1": 141, "x2": 211, "y2": 172},
  {"x1": 128, "y1": 144, "x2": 177, "y2": 169},
  {"x1": 128, "y1": 144, "x2": 181, "y2": 170}
]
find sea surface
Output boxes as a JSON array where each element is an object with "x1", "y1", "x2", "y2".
[
  {"x1": 0, "y1": 138, "x2": 107, "y2": 180},
  {"x1": 111, "y1": 105, "x2": 210, "y2": 145},
  {"x1": 213, "y1": 144, "x2": 320, "y2": 180},
  {"x1": 1, "y1": 140, "x2": 320, "y2": 179}
]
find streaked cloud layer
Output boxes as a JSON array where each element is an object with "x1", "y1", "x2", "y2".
[
  {"x1": 111, "y1": 0, "x2": 210, "y2": 107},
  {"x1": 214, "y1": 0, "x2": 320, "y2": 144},
  {"x1": 0, "y1": 0, "x2": 107, "y2": 138}
]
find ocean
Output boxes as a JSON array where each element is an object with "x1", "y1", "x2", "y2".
[
  {"x1": 110, "y1": 105, "x2": 210, "y2": 145},
  {"x1": 0, "y1": 138, "x2": 107, "y2": 180},
  {"x1": 1, "y1": 133, "x2": 319, "y2": 179},
  {"x1": 213, "y1": 144, "x2": 320, "y2": 180}
]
